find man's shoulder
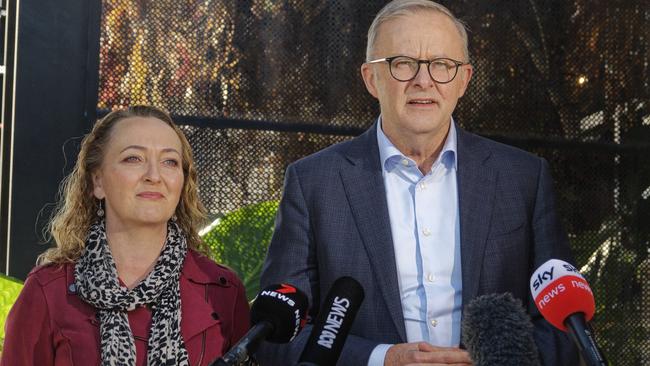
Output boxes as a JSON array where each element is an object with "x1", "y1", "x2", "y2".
[
  {"x1": 459, "y1": 128, "x2": 543, "y2": 166},
  {"x1": 290, "y1": 127, "x2": 373, "y2": 170}
]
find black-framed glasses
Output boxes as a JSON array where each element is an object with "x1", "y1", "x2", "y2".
[{"x1": 367, "y1": 55, "x2": 468, "y2": 84}]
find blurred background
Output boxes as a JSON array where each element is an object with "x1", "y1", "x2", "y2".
[{"x1": 0, "y1": 0, "x2": 647, "y2": 363}]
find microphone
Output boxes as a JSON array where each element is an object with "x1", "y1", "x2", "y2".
[
  {"x1": 461, "y1": 292, "x2": 541, "y2": 366},
  {"x1": 211, "y1": 283, "x2": 308, "y2": 366},
  {"x1": 530, "y1": 259, "x2": 607, "y2": 366},
  {"x1": 296, "y1": 276, "x2": 365, "y2": 366}
]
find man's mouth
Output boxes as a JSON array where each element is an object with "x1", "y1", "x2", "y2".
[{"x1": 408, "y1": 99, "x2": 435, "y2": 105}]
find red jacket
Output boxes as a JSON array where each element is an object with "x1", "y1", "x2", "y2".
[{"x1": 1, "y1": 250, "x2": 250, "y2": 365}]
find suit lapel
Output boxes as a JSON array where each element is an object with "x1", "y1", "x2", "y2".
[
  {"x1": 457, "y1": 129, "x2": 497, "y2": 306},
  {"x1": 339, "y1": 124, "x2": 407, "y2": 342}
]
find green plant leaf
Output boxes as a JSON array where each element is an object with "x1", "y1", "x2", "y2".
[
  {"x1": 0, "y1": 274, "x2": 24, "y2": 352},
  {"x1": 201, "y1": 200, "x2": 278, "y2": 300}
]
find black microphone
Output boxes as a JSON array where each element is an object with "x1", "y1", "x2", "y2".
[
  {"x1": 296, "y1": 276, "x2": 365, "y2": 366},
  {"x1": 211, "y1": 283, "x2": 308, "y2": 366},
  {"x1": 461, "y1": 292, "x2": 541, "y2": 366}
]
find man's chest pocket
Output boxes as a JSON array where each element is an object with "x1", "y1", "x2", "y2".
[
  {"x1": 487, "y1": 197, "x2": 528, "y2": 240},
  {"x1": 484, "y1": 199, "x2": 530, "y2": 263}
]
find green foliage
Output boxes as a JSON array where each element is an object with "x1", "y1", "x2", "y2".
[
  {"x1": 572, "y1": 217, "x2": 649, "y2": 365},
  {"x1": 201, "y1": 201, "x2": 279, "y2": 301},
  {"x1": 0, "y1": 274, "x2": 24, "y2": 353}
]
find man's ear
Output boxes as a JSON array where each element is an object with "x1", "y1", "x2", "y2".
[
  {"x1": 361, "y1": 63, "x2": 379, "y2": 99},
  {"x1": 457, "y1": 64, "x2": 474, "y2": 98},
  {"x1": 92, "y1": 171, "x2": 105, "y2": 199}
]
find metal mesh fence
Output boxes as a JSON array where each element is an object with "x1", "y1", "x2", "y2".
[{"x1": 98, "y1": 1, "x2": 649, "y2": 363}]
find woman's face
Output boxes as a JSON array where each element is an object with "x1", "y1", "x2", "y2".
[{"x1": 92, "y1": 117, "x2": 185, "y2": 229}]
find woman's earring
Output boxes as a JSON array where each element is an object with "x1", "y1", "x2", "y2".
[
  {"x1": 97, "y1": 200, "x2": 105, "y2": 218},
  {"x1": 171, "y1": 214, "x2": 178, "y2": 222}
]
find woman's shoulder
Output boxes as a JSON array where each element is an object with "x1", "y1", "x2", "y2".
[
  {"x1": 184, "y1": 249, "x2": 244, "y2": 289},
  {"x1": 15, "y1": 263, "x2": 74, "y2": 309},
  {"x1": 25, "y1": 262, "x2": 71, "y2": 288}
]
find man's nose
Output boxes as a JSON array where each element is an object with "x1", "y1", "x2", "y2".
[{"x1": 412, "y1": 62, "x2": 435, "y2": 88}]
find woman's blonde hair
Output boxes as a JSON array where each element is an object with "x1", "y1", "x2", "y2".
[{"x1": 38, "y1": 105, "x2": 208, "y2": 264}]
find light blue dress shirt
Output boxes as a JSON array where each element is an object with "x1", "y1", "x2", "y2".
[{"x1": 368, "y1": 118, "x2": 463, "y2": 366}]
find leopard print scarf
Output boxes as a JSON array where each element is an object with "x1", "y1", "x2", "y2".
[{"x1": 74, "y1": 220, "x2": 189, "y2": 366}]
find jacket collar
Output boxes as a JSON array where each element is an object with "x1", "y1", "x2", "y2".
[
  {"x1": 65, "y1": 249, "x2": 221, "y2": 293},
  {"x1": 181, "y1": 249, "x2": 224, "y2": 285},
  {"x1": 65, "y1": 249, "x2": 221, "y2": 340}
]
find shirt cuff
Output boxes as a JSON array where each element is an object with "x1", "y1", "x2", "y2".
[{"x1": 367, "y1": 343, "x2": 393, "y2": 366}]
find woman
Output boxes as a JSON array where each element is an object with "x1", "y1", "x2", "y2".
[{"x1": 1, "y1": 106, "x2": 250, "y2": 365}]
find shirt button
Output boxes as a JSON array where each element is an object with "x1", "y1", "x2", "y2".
[
  {"x1": 419, "y1": 183, "x2": 427, "y2": 190},
  {"x1": 430, "y1": 319, "x2": 438, "y2": 327},
  {"x1": 427, "y1": 273, "x2": 435, "y2": 282},
  {"x1": 422, "y1": 228, "x2": 431, "y2": 236},
  {"x1": 401, "y1": 159, "x2": 409, "y2": 166}
]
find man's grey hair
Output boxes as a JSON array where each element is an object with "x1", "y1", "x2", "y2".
[{"x1": 366, "y1": 0, "x2": 470, "y2": 62}]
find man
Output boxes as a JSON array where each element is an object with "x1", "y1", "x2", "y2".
[{"x1": 258, "y1": 1, "x2": 578, "y2": 365}]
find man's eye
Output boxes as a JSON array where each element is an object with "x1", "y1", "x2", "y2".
[
  {"x1": 432, "y1": 60, "x2": 453, "y2": 69},
  {"x1": 395, "y1": 60, "x2": 416, "y2": 68}
]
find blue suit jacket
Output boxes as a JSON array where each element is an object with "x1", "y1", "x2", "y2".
[{"x1": 257, "y1": 123, "x2": 579, "y2": 365}]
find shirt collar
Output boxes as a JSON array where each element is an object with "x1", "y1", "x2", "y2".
[{"x1": 376, "y1": 116, "x2": 458, "y2": 173}]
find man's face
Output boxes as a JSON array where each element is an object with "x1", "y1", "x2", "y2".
[{"x1": 361, "y1": 11, "x2": 472, "y2": 142}]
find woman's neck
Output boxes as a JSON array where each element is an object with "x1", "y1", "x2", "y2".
[{"x1": 105, "y1": 221, "x2": 168, "y2": 289}]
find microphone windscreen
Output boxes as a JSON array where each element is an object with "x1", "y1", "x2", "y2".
[
  {"x1": 462, "y1": 293, "x2": 540, "y2": 366},
  {"x1": 250, "y1": 283, "x2": 308, "y2": 343},
  {"x1": 529, "y1": 259, "x2": 595, "y2": 331},
  {"x1": 298, "y1": 276, "x2": 365, "y2": 366}
]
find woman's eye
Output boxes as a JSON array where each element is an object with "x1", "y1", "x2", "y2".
[
  {"x1": 123, "y1": 156, "x2": 141, "y2": 163},
  {"x1": 163, "y1": 159, "x2": 179, "y2": 167}
]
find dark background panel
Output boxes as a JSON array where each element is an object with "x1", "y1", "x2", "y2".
[{"x1": 1, "y1": 0, "x2": 101, "y2": 278}]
